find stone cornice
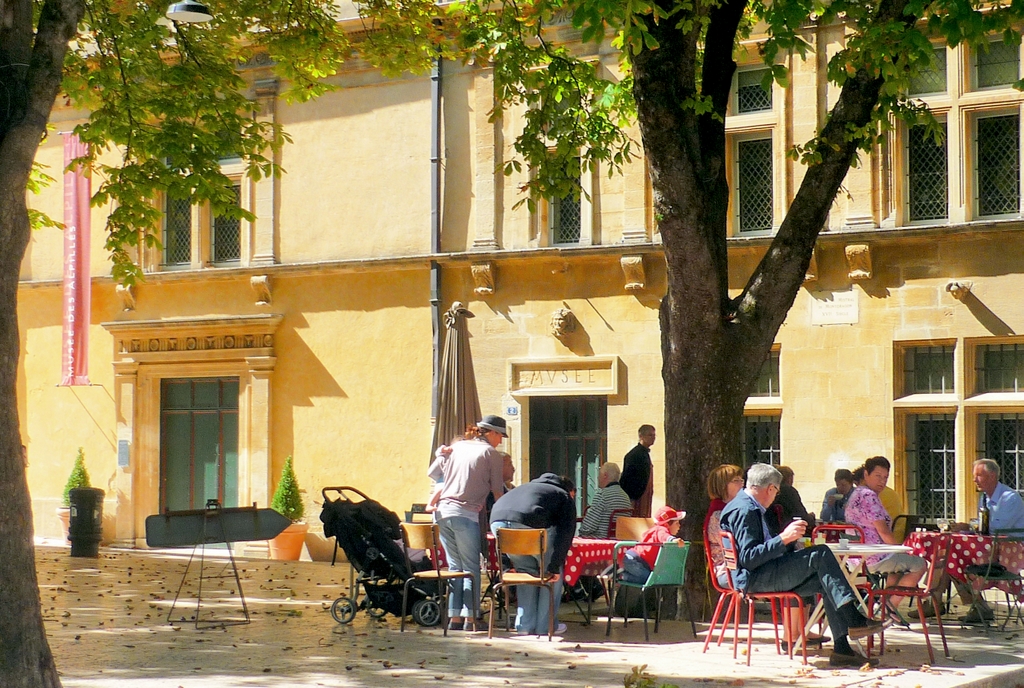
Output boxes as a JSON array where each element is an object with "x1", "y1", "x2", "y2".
[{"x1": 102, "y1": 314, "x2": 283, "y2": 364}]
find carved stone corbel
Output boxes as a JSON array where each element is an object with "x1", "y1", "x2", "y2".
[
  {"x1": 803, "y1": 249, "x2": 819, "y2": 284},
  {"x1": 116, "y1": 284, "x2": 136, "y2": 312},
  {"x1": 471, "y1": 262, "x2": 495, "y2": 295},
  {"x1": 620, "y1": 255, "x2": 646, "y2": 291},
  {"x1": 946, "y1": 280, "x2": 973, "y2": 301},
  {"x1": 253, "y1": 77, "x2": 279, "y2": 117},
  {"x1": 550, "y1": 308, "x2": 578, "y2": 340},
  {"x1": 251, "y1": 275, "x2": 272, "y2": 306},
  {"x1": 845, "y1": 244, "x2": 872, "y2": 281}
]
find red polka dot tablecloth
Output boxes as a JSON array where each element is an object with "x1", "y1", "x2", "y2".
[
  {"x1": 905, "y1": 531, "x2": 1024, "y2": 600},
  {"x1": 563, "y1": 538, "x2": 618, "y2": 586}
]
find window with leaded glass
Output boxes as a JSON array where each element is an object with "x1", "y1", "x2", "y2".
[
  {"x1": 976, "y1": 40, "x2": 1020, "y2": 89},
  {"x1": 903, "y1": 345, "x2": 954, "y2": 394},
  {"x1": 908, "y1": 123, "x2": 948, "y2": 221},
  {"x1": 750, "y1": 351, "x2": 781, "y2": 397},
  {"x1": 978, "y1": 414, "x2": 1024, "y2": 492},
  {"x1": 551, "y1": 193, "x2": 582, "y2": 244},
  {"x1": 906, "y1": 414, "x2": 956, "y2": 519},
  {"x1": 163, "y1": 194, "x2": 192, "y2": 266},
  {"x1": 977, "y1": 343, "x2": 1024, "y2": 392},
  {"x1": 743, "y1": 415, "x2": 780, "y2": 467},
  {"x1": 212, "y1": 184, "x2": 242, "y2": 263},
  {"x1": 909, "y1": 47, "x2": 948, "y2": 96},
  {"x1": 737, "y1": 68, "x2": 772, "y2": 113},
  {"x1": 976, "y1": 114, "x2": 1020, "y2": 217},
  {"x1": 737, "y1": 137, "x2": 774, "y2": 232}
]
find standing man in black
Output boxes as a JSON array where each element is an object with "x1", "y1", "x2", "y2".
[{"x1": 620, "y1": 424, "x2": 655, "y2": 517}]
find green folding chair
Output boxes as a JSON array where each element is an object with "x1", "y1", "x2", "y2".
[{"x1": 605, "y1": 541, "x2": 696, "y2": 641}]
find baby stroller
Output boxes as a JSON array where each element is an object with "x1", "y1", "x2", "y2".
[{"x1": 320, "y1": 486, "x2": 441, "y2": 627}]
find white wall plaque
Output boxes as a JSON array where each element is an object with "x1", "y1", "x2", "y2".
[{"x1": 810, "y1": 290, "x2": 859, "y2": 325}]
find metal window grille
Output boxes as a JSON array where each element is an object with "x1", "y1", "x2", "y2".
[
  {"x1": 164, "y1": 196, "x2": 192, "y2": 265},
  {"x1": 737, "y1": 138, "x2": 774, "y2": 232},
  {"x1": 977, "y1": 41, "x2": 1020, "y2": 89},
  {"x1": 977, "y1": 115, "x2": 1020, "y2": 217},
  {"x1": 552, "y1": 194, "x2": 581, "y2": 244},
  {"x1": 750, "y1": 351, "x2": 781, "y2": 397},
  {"x1": 978, "y1": 414, "x2": 1024, "y2": 493},
  {"x1": 737, "y1": 69, "x2": 772, "y2": 113},
  {"x1": 977, "y1": 343, "x2": 1024, "y2": 393},
  {"x1": 212, "y1": 184, "x2": 242, "y2": 263},
  {"x1": 906, "y1": 414, "x2": 956, "y2": 519},
  {"x1": 908, "y1": 124, "x2": 948, "y2": 221},
  {"x1": 903, "y1": 345, "x2": 954, "y2": 394},
  {"x1": 743, "y1": 415, "x2": 781, "y2": 467},
  {"x1": 908, "y1": 47, "x2": 948, "y2": 96}
]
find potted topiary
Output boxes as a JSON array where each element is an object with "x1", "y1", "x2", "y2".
[
  {"x1": 268, "y1": 456, "x2": 308, "y2": 560},
  {"x1": 57, "y1": 448, "x2": 90, "y2": 543}
]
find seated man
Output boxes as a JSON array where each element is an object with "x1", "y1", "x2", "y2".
[
  {"x1": 844, "y1": 456, "x2": 927, "y2": 619},
  {"x1": 721, "y1": 463, "x2": 882, "y2": 668},
  {"x1": 578, "y1": 462, "x2": 633, "y2": 538},
  {"x1": 820, "y1": 468, "x2": 854, "y2": 523}
]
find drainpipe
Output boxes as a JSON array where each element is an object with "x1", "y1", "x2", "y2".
[{"x1": 430, "y1": 56, "x2": 443, "y2": 418}]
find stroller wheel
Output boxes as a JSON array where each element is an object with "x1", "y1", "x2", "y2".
[
  {"x1": 330, "y1": 597, "x2": 357, "y2": 625},
  {"x1": 411, "y1": 599, "x2": 442, "y2": 627}
]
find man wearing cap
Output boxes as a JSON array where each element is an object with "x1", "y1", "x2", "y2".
[
  {"x1": 620, "y1": 425, "x2": 656, "y2": 517},
  {"x1": 491, "y1": 474, "x2": 577, "y2": 636},
  {"x1": 434, "y1": 414, "x2": 507, "y2": 631},
  {"x1": 620, "y1": 506, "x2": 686, "y2": 583}
]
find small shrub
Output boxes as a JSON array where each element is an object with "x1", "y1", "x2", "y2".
[
  {"x1": 271, "y1": 456, "x2": 304, "y2": 522},
  {"x1": 61, "y1": 447, "x2": 91, "y2": 507}
]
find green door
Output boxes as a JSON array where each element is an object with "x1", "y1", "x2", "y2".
[
  {"x1": 161, "y1": 377, "x2": 240, "y2": 511},
  {"x1": 529, "y1": 396, "x2": 607, "y2": 513}
]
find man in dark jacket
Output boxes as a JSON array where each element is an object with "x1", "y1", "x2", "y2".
[
  {"x1": 490, "y1": 473, "x2": 576, "y2": 636},
  {"x1": 620, "y1": 425, "x2": 655, "y2": 517},
  {"x1": 720, "y1": 463, "x2": 882, "y2": 668}
]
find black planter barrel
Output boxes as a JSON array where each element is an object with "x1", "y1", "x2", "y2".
[{"x1": 68, "y1": 487, "x2": 105, "y2": 557}]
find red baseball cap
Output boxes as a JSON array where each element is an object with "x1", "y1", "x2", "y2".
[{"x1": 655, "y1": 506, "x2": 686, "y2": 525}]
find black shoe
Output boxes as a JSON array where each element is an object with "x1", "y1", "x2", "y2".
[
  {"x1": 830, "y1": 651, "x2": 879, "y2": 668},
  {"x1": 959, "y1": 607, "x2": 994, "y2": 624},
  {"x1": 847, "y1": 619, "x2": 884, "y2": 640},
  {"x1": 784, "y1": 634, "x2": 829, "y2": 653}
]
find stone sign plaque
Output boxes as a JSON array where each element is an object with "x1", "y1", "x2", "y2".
[
  {"x1": 810, "y1": 290, "x2": 859, "y2": 325},
  {"x1": 509, "y1": 356, "x2": 620, "y2": 396}
]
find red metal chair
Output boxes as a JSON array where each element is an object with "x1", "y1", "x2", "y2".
[
  {"x1": 867, "y1": 537, "x2": 951, "y2": 664},
  {"x1": 811, "y1": 523, "x2": 866, "y2": 543},
  {"x1": 720, "y1": 531, "x2": 809, "y2": 665},
  {"x1": 702, "y1": 533, "x2": 741, "y2": 655}
]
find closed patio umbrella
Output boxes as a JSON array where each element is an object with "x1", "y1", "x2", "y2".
[{"x1": 430, "y1": 301, "x2": 482, "y2": 459}]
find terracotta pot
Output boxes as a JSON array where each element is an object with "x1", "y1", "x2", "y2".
[
  {"x1": 269, "y1": 522, "x2": 309, "y2": 560},
  {"x1": 57, "y1": 507, "x2": 71, "y2": 544}
]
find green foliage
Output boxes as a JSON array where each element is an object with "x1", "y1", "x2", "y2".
[
  {"x1": 624, "y1": 665, "x2": 679, "y2": 688},
  {"x1": 27, "y1": 162, "x2": 64, "y2": 231},
  {"x1": 61, "y1": 448, "x2": 91, "y2": 508},
  {"x1": 271, "y1": 456, "x2": 304, "y2": 522}
]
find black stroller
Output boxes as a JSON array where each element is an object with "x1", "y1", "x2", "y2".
[{"x1": 320, "y1": 486, "x2": 441, "y2": 627}]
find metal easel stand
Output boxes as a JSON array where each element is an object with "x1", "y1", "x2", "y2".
[{"x1": 168, "y1": 499, "x2": 250, "y2": 628}]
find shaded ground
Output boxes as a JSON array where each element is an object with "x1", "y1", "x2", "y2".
[{"x1": 33, "y1": 544, "x2": 1024, "y2": 688}]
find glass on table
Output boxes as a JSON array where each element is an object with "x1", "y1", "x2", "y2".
[
  {"x1": 936, "y1": 518, "x2": 951, "y2": 533},
  {"x1": 969, "y1": 518, "x2": 980, "y2": 533}
]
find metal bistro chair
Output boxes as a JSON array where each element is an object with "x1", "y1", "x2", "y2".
[
  {"x1": 488, "y1": 527, "x2": 560, "y2": 641},
  {"x1": 606, "y1": 540, "x2": 696, "y2": 641},
  {"x1": 606, "y1": 508, "x2": 636, "y2": 539},
  {"x1": 702, "y1": 533, "x2": 742, "y2": 655},
  {"x1": 964, "y1": 527, "x2": 1024, "y2": 631},
  {"x1": 721, "y1": 531, "x2": 809, "y2": 665},
  {"x1": 867, "y1": 536, "x2": 951, "y2": 664},
  {"x1": 399, "y1": 522, "x2": 473, "y2": 637}
]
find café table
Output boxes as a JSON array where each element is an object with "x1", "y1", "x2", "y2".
[
  {"x1": 904, "y1": 531, "x2": 1024, "y2": 601},
  {"x1": 563, "y1": 537, "x2": 619, "y2": 624}
]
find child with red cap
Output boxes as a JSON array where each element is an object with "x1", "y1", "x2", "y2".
[{"x1": 620, "y1": 506, "x2": 686, "y2": 583}]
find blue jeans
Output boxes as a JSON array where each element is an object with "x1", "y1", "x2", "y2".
[
  {"x1": 491, "y1": 521, "x2": 563, "y2": 635},
  {"x1": 437, "y1": 516, "x2": 481, "y2": 618}
]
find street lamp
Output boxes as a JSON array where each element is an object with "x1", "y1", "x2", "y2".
[{"x1": 165, "y1": 1, "x2": 213, "y2": 23}]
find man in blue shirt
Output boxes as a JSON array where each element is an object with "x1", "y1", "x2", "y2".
[
  {"x1": 820, "y1": 468, "x2": 855, "y2": 523},
  {"x1": 974, "y1": 459, "x2": 1024, "y2": 531}
]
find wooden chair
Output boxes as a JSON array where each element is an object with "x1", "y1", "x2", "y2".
[
  {"x1": 488, "y1": 527, "x2": 560, "y2": 641},
  {"x1": 399, "y1": 522, "x2": 473, "y2": 636},
  {"x1": 607, "y1": 508, "x2": 635, "y2": 539},
  {"x1": 721, "y1": 531, "x2": 808, "y2": 665},
  {"x1": 616, "y1": 517, "x2": 655, "y2": 541},
  {"x1": 867, "y1": 536, "x2": 952, "y2": 663},
  {"x1": 606, "y1": 540, "x2": 696, "y2": 641}
]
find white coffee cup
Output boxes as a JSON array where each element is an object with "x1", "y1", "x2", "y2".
[{"x1": 838, "y1": 538, "x2": 850, "y2": 550}]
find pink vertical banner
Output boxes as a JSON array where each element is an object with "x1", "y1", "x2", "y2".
[{"x1": 60, "y1": 133, "x2": 91, "y2": 386}]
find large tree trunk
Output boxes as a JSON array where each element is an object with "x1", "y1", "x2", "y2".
[{"x1": 0, "y1": 0, "x2": 84, "y2": 683}]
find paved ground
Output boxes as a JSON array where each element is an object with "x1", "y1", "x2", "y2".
[{"x1": 33, "y1": 543, "x2": 1024, "y2": 688}]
